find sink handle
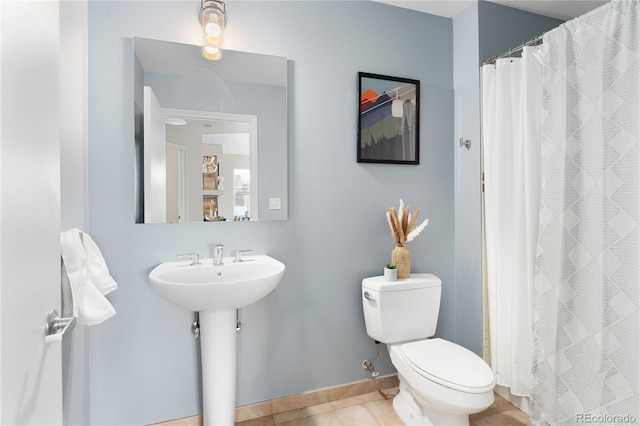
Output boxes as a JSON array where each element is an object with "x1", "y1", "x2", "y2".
[
  {"x1": 178, "y1": 253, "x2": 201, "y2": 265},
  {"x1": 233, "y1": 250, "x2": 254, "y2": 262}
]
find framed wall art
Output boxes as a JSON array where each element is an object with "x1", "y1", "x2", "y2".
[{"x1": 357, "y1": 72, "x2": 420, "y2": 164}]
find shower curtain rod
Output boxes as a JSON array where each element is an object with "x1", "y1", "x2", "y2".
[{"x1": 482, "y1": 32, "x2": 545, "y2": 65}]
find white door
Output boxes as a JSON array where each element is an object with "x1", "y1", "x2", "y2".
[
  {"x1": 144, "y1": 86, "x2": 167, "y2": 223},
  {"x1": 166, "y1": 143, "x2": 188, "y2": 223},
  {"x1": 1, "y1": 1, "x2": 64, "y2": 423}
]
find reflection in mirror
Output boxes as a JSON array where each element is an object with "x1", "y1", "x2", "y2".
[
  {"x1": 162, "y1": 108, "x2": 258, "y2": 222},
  {"x1": 133, "y1": 38, "x2": 288, "y2": 223}
]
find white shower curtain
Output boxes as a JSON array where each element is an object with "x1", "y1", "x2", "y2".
[
  {"x1": 532, "y1": 1, "x2": 639, "y2": 424},
  {"x1": 482, "y1": 46, "x2": 542, "y2": 397}
]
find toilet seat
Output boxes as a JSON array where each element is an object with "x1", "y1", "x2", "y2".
[{"x1": 398, "y1": 338, "x2": 495, "y2": 394}]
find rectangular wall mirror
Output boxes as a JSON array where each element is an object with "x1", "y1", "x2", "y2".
[{"x1": 133, "y1": 38, "x2": 288, "y2": 223}]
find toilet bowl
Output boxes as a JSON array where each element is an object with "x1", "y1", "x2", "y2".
[
  {"x1": 362, "y1": 274, "x2": 496, "y2": 425},
  {"x1": 389, "y1": 339, "x2": 495, "y2": 425}
]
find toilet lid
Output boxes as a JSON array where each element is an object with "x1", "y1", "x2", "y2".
[{"x1": 401, "y1": 338, "x2": 495, "y2": 393}]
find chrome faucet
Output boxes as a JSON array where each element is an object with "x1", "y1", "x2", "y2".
[{"x1": 213, "y1": 244, "x2": 224, "y2": 265}]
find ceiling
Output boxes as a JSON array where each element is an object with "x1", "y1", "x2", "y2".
[{"x1": 372, "y1": 0, "x2": 608, "y2": 20}]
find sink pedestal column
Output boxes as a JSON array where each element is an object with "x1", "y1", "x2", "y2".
[{"x1": 199, "y1": 310, "x2": 237, "y2": 426}]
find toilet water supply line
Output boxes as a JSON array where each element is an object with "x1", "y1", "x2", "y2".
[
  {"x1": 191, "y1": 310, "x2": 242, "y2": 338},
  {"x1": 192, "y1": 312, "x2": 200, "y2": 337},
  {"x1": 362, "y1": 342, "x2": 381, "y2": 377},
  {"x1": 235, "y1": 309, "x2": 242, "y2": 331}
]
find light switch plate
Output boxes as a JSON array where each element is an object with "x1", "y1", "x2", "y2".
[{"x1": 268, "y1": 198, "x2": 281, "y2": 210}]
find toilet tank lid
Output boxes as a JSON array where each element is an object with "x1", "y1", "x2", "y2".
[{"x1": 362, "y1": 273, "x2": 441, "y2": 292}]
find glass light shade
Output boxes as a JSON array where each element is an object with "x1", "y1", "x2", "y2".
[
  {"x1": 201, "y1": 0, "x2": 225, "y2": 60},
  {"x1": 205, "y1": 22, "x2": 222, "y2": 40},
  {"x1": 202, "y1": 46, "x2": 222, "y2": 61}
]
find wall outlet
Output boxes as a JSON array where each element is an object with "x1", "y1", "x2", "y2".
[{"x1": 268, "y1": 198, "x2": 281, "y2": 210}]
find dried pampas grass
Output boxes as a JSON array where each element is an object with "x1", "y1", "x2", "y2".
[{"x1": 386, "y1": 199, "x2": 429, "y2": 246}]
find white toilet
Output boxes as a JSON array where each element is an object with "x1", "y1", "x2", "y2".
[{"x1": 362, "y1": 273, "x2": 495, "y2": 426}]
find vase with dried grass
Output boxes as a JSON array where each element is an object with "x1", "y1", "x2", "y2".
[{"x1": 386, "y1": 200, "x2": 429, "y2": 279}]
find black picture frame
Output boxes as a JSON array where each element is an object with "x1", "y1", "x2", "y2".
[{"x1": 357, "y1": 72, "x2": 420, "y2": 164}]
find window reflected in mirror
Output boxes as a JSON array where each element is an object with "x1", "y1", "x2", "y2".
[{"x1": 233, "y1": 169, "x2": 250, "y2": 220}]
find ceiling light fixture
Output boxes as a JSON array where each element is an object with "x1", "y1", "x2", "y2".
[
  {"x1": 165, "y1": 118, "x2": 187, "y2": 126},
  {"x1": 200, "y1": 0, "x2": 226, "y2": 61}
]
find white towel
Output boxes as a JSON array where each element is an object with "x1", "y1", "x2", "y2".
[
  {"x1": 60, "y1": 228, "x2": 117, "y2": 326},
  {"x1": 81, "y1": 232, "x2": 118, "y2": 295}
]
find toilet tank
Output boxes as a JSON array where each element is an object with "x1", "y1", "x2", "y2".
[{"x1": 362, "y1": 273, "x2": 441, "y2": 344}]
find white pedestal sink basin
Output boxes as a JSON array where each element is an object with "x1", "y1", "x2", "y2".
[
  {"x1": 149, "y1": 255, "x2": 285, "y2": 312},
  {"x1": 149, "y1": 255, "x2": 285, "y2": 426}
]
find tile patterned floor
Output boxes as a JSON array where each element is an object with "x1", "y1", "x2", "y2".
[
  {"x1": 234, "y1": 389, "x2": 530, "y2": 426},
  {"x1": 153, "y1": 388, "x2": 529, "y2": 426}
]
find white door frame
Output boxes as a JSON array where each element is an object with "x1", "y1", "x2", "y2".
[{"x1": 166, "y1": 142, "x2": 189, "y2": 223}]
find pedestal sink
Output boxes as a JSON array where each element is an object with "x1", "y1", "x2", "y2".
[{"x1": 149, "y1": 255, "x2": 285, "y2": 426}]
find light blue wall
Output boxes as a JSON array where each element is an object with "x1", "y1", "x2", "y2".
[
  {"x1": 452, "y1": 2, "x2": 483, "y2": 356},
  {"x1": 452, "y1": 0, "x2": 563, "y2": 356},
  {"x1": 87, "y1": 1, "x2": 454, "y2": 424}
]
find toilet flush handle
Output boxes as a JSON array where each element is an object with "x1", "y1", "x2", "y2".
[{"x1": 363, "y1": 291, "x2": 375, "y2": 301}]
